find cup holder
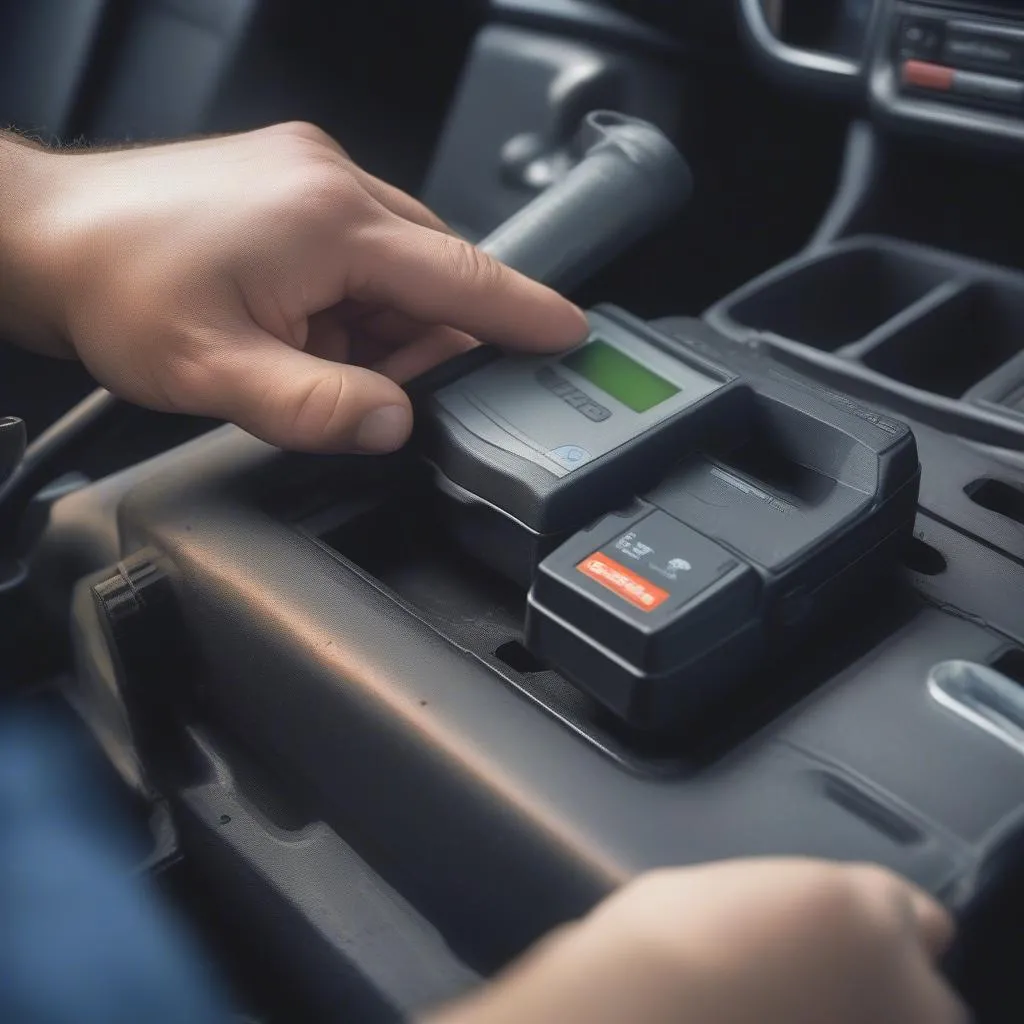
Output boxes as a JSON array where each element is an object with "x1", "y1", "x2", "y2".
[
  {"x1": 862, "y1": 283, "x2": 1024, "y2": 399},
  {"x1": 725, "y1": 246, "x2": 947, "y2": 351},
  {"x1": 706, "y1": 237, "x2": 1024, "y2": 445}
]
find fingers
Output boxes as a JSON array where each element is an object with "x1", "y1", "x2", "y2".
[
  {"x1": 350, "y1": 219, "x2": 590, "y2": 353},
  {"x1": 204, "y1": 331, "x2": 412, "y2": 453},
  {"x1": 304, "y1": 308, "x2": 352, "y2": 363},
  {"x1": 844, "y1": 865, "x2": 956, "y2": 962},
  {"x1": 372, "y1": 325, "x2": 479, "y2": 383},
  {"x1": 905, "y1": 886, "x2": 957, "y2": 960},
  {"x1": 344, "y1": 306, "x2": 478, "y2": 373},
  {"x1": 304, "y1": 306, "x2": 478, "y2": 381},
  {"x1": 267, "y1": 120, "x2": 586, "y2": 353},
  {"x1": 892, "y1": 883, "x2": 968, "y2": 1022}
]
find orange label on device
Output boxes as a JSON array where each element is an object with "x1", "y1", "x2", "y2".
[{"x1": 577, "y1": 552, "x2": 670, "y2": 612}]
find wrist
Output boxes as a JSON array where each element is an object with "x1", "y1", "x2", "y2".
[{"x1": 0, "y1": 134, "x2": 76, "y2": 355}]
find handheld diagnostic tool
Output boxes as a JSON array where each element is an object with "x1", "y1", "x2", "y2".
[
  {"x1": 425, "y1": 310, "x2": 746, "y2": 584},
  {"x1": 425, "y1": 308, "x2": 921, "y2": 730}
]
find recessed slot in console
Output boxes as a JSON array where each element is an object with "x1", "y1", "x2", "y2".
[
  {"x1": 495, "y1": 641, "x2": 546, "y2": 675},
  {"x1": 863, "y1": 283, "x2": 1024, "y2": 397},
  {"x1": 965, "y1": 478, "x2": 1024, "y2": 527},
  {"x1": 707, "y1": 430, "x2": 836, "y2": 506},
  {"x1": 992, "y1": 648, "x2": 1024, "y2": 688},
  {"x1": 812, "y1": 771, "x2": 924, "y2": 846},
  {"x1": 902, "y1": 536, "x2": 947, "y2": 577},
  {"x1": 726, "y1": 247, "x2": 947, "y2": 351}
]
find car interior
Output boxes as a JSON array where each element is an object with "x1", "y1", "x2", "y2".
[{"x1": 6, "y1": 0, "x2": 1024, "y2": 1020}]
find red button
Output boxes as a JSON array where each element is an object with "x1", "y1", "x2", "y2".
[{"x1": 902, "y1": 60, "x2": 955, "y2": 91}]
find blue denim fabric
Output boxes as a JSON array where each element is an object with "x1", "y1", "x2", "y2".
[{"x1": 0, "y1": 705, "x2": 234, "y2": 1023}]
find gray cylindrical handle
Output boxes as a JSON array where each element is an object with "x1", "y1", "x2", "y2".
[{"x1": 478, "y1": 110, "x2": 693, "y2": 293}]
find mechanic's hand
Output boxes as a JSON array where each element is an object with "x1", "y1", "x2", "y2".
[
  {"x1": 425, "y1": 859, "x2": 967, "y2": 1024},
  {"x1": 4, "y1": 123, "x2": 587, "y2": 452}
]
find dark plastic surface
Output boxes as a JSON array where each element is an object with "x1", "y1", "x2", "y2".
[
  {"x1": 490, "y1": 0, "x2": 695, "y2": 54},
  {"x1": 0, "y1": 390, "x2": 120, "y2": 557},
  {"x1": 85, "y1": 0, "x2": 257, "y2": 144},
  {"x1": 421, "y1": 24, "x2": 681, "y2": 240},
  {"x1": 735, "y1": 0, "x2": 870, "y2": 93},
  {"x1": 0, "y1": 416, "x2": 26, "y2": 488},
  {"x1": 659, "y1": 315, "x2": 1024, "y2": 606},
  {"x1": 723, "y1": 244, "x2": 947, "y2": 351},
  {"x1": 174, "y1": 730, "x2": 479, "y2": 1023},
  {"x1": 864, "y1": 282, "x2": 1024, "y2": 397},
  {"x1": 0, "y1": 0, "x2": 107, "y2": 138},
  {"x1": 527, "y1": 505, "x2": 763, "y2": 728},
  {"x1": 706, "y1": 235, "x2": 1024, "y2": 449}
]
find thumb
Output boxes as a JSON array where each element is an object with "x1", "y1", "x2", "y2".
[{"x1": 205, "y1": 333, "x2": 413, "y2": 453}]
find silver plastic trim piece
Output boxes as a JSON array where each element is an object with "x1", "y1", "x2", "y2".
[
  {"x1": 928, "y1": 659, "x2": 1024, "y2": 758},
  {"x1": 738, "y1": 0, "x2": 862, "y2": 79}
]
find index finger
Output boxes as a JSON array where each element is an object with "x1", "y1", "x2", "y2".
[{"x1": 350, "y1": 216, "x2": 590, "y2": 352}]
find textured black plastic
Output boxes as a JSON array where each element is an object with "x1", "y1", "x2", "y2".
[{"x1": 173, "y1": 730, "x2": 479, "y2": 1023}]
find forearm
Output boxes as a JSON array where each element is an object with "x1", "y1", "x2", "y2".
[{"x1": 0, "y1": 131, "x2": 71, "y2": 354}]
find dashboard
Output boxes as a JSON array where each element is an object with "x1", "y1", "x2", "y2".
[{"x1": 739, "y1": 0, "x2": 1024, "y2": 145}]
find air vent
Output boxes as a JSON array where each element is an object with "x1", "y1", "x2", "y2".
[
  {"x1": 966, "y1": 478, "x2": 1024, "y2": 527},
  {"x1": 495, "y1": 641, "x2": 546, "y2": 675}
]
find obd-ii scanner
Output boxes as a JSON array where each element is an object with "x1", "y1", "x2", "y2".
[
  {"x1": 412, "y1": 112, "x2": 921, "y2": 733},
  {"x1": 423, "y1": 310, "x2": 919, "y2": 732}
]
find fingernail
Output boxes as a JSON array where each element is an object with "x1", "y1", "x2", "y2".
[{"x1": 356, "y1": 405, "x2": 412, "y2": 453}]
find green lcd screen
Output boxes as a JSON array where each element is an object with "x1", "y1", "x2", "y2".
[{"x1": 561, "y1": 339, "x2": 680, "y2": 413}]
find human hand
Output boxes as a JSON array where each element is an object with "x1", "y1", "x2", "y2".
[
  {"x1": 426, "y1": 859, "x2": 967, "y2": 1024},
  {"x1": 2, "y1": 123, "x2": 587, "y2": 452}
]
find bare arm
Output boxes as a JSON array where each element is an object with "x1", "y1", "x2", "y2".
[{"x1": 0, "y1": 130, "x2": 70, "y2": 355}]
